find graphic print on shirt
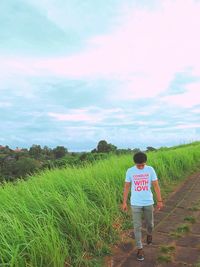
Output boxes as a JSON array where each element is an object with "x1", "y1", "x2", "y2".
[{"x1": 133, "y1": 173, "x2": 149, "y2": 191}]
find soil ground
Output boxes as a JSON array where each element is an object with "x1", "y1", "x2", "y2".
[{"x1": 103, "y1": 171, "x2": 200, "y2": 267}]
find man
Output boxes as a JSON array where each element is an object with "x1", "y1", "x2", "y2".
[{"x1": 122, "y1": 152, "x2": 163, "y2": 261}]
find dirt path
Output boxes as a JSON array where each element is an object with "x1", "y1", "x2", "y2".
[{"x1": 104, "y1": 171, "x2": 200, "y2": 267}]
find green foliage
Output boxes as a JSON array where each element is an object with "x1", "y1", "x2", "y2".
[
  {"x1": 170, "y1": 223, "x2": 190, "y2": 238},
  {"x1": 189, "y1": 206, "x2": 200, "y2": 211},
  {"x1": 0, "y1": 145, "x2": 12, "y2": 154},
  {"x1": 157, "y1": 254, "x2": 172, "y2": 263},
  {"x1": 158, "y1": 245, "x2": 175, "y2": 264},
  {"x1": 146, "y1": 146, "x2": 157, "y2": 152},
  {"x1": 159, "y1": 245, "x2": 175, "y2": 253},
  {"x1": 188, "y1": 200, "x2": 200, "y2": 211},
  {"x1": 29, "y1": 144, "x2": 42, "y2": 159},
  {"x1": 184, "y1": 216, "x2": 196, "y2": 223},
  {"x1": 0, "y1": 142, "x2": 134, "y2": 182},
  {"x1": 175, "y1": 224, "x2": 190, "y2": 234},
  {"x1": 194, "y1": 262, "x2": 200, "y2": 267},
  {"x1": 0, "y1": 157, "x2": 41, "y2": 181},
  {"x1": 53, "y1": 146, "x2": 68, "y2": 159},
  {"x1": 96, "y1": 140, "x2": 117, "y2": 153}
]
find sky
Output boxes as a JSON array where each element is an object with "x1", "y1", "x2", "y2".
[{"x1": 0, "y1": 0, "x2": 200, "y2": 151}]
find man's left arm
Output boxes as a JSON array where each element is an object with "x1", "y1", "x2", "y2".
[{"x1": 152, "y1": 180, "x2": 164, "y2": 210}]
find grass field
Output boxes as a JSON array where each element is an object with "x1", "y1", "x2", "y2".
[{"x1": 0, "y1": 142, "x2": 200, "y2": 267}]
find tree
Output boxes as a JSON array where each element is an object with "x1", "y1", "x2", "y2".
[
  {"x1": 91, "y1": 148, "x2": 97, "y2": 153},
  {"x1": 97, "y1": 140, "x2": 107, "y2": 152},
  {"x1": 1, "y1": 157, "x2": 40, "y2": 181},
  {"x1": 116, "y1": 148, "x2": 132, "y2": 155},
  {"x1": 79, "y1": 153, "x2": 88, "y2": 161},
  {"x1": 15, "y1": 157, "x2": 41, "y2": 178},
  {"x1": 146, "y1": 146, "x2": 157, "y2": 152},
  {"x1": 0, "y1": 145, "x2": 11, "y2": 154},
  {"x1": 43, "y1": 146, "x2": 54, "y2": 159},
  {"x1": 96, "y1": 140, "x2": 117, "y2": 153},
  {"x1": 53, "y1": 146, "x2": 68, "y2": 159},
  {"x1": 29, "y1": 145, "x2": 42, "y2": 159}
]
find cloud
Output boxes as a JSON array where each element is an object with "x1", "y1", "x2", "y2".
[
  {"x1": 161, "y1": 82, "x2": 200, "y2": 108},
  {"x1": 0, "y1": 0, "x2": 72, "y2": 56},
  {"x1": 0, "y1": 0, "x2": 200, "y2": 150},
  {"x1": 25, "y1": 0, "x2": 122, "y2": 33},
  {"x1": 0, "y1": 101, "x2": 12, "y2": 108},
  {"x1": 191, "y1": 107, "x2": 200, "y2": 114},
  {"x1": 175, "y1": 123, "x2": 200, "y2": 129},
  {"x1": 48, "y1": 110, "x2": 99, "y2": 123},
  {"x1": 47, "y1": 106, "x2": 172, "y2": 130},
  {"x1": 48, "y1": 107, "x2": 127, "y2": 124},
  {"x1": 1, "y1": 0, "x2": 200, "y2": 103}
]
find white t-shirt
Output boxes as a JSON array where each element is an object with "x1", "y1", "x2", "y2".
[{"x1": 125, "y1": 165, "x2": 158, "y2": 206}]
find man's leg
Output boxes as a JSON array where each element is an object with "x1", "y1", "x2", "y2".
[
  {"x1": 131, "y1": 205, "x2": 143, "y2": 249},
  {"x1": 144, "y1": 205, "x2": 154, "y2": 235}
]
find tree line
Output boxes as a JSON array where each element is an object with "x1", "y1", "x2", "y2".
[{"x1": 0, "y1": 141, "x2": 157, "y2": 183}]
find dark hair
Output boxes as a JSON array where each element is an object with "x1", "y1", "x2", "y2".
[{"x1": 133, "y1": 152, "x2": 147, "y2": 164}]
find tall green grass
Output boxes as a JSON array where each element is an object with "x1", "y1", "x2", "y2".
[{"x1": 0, "y1": 142, "x2": 200, "y2": 266}]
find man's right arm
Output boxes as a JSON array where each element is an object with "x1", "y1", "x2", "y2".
[
  {"x1": 122, "y1": 182, "x2": 131, "y2": 211},
  {"x1": 123, "y1": 182, "x2": 131, "y2": 204}
]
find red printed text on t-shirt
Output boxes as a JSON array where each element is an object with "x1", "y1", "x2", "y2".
[{"x1": 133, "y1": 173, "x2": 149, "y2": 191}]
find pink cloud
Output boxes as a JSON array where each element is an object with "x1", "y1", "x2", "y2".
[
  {"x1": 1, "y1": 0, "x2": 200, "y2": 103},
  {"x1": 175, "y1": 123, "x2": 200, "y2": 129},
  {"x1": 47, "y1": 107, "x2": 125, "y2": 124},
  {"x1": 161, "y1": 82, "x2": 200, "y2": 108},
  {"x1": 48, "y1": 111, "x2": 97, "y2": 123}
]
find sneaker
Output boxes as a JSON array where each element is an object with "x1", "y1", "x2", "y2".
[
  {"x1": 136, "y1": 248, "x2": 144, "y2": 261},
  {"x1": 146, "y1": 234, "x2": 152, "y2": 245}
]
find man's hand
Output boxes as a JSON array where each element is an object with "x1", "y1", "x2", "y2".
[
  {"x1": 121, "y1": 202, "x2": 128, "y2": 212},
  {"x1": 156, "y1": 201, "x2": 164, "y2": 211}
]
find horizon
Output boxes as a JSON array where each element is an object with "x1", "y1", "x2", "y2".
[
  {"x1": 1, "y1": 139, "x2": 199, "y2": 153},
  {"x1": 0, "y1": 0, "x2": 200, "y2": 151}
]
